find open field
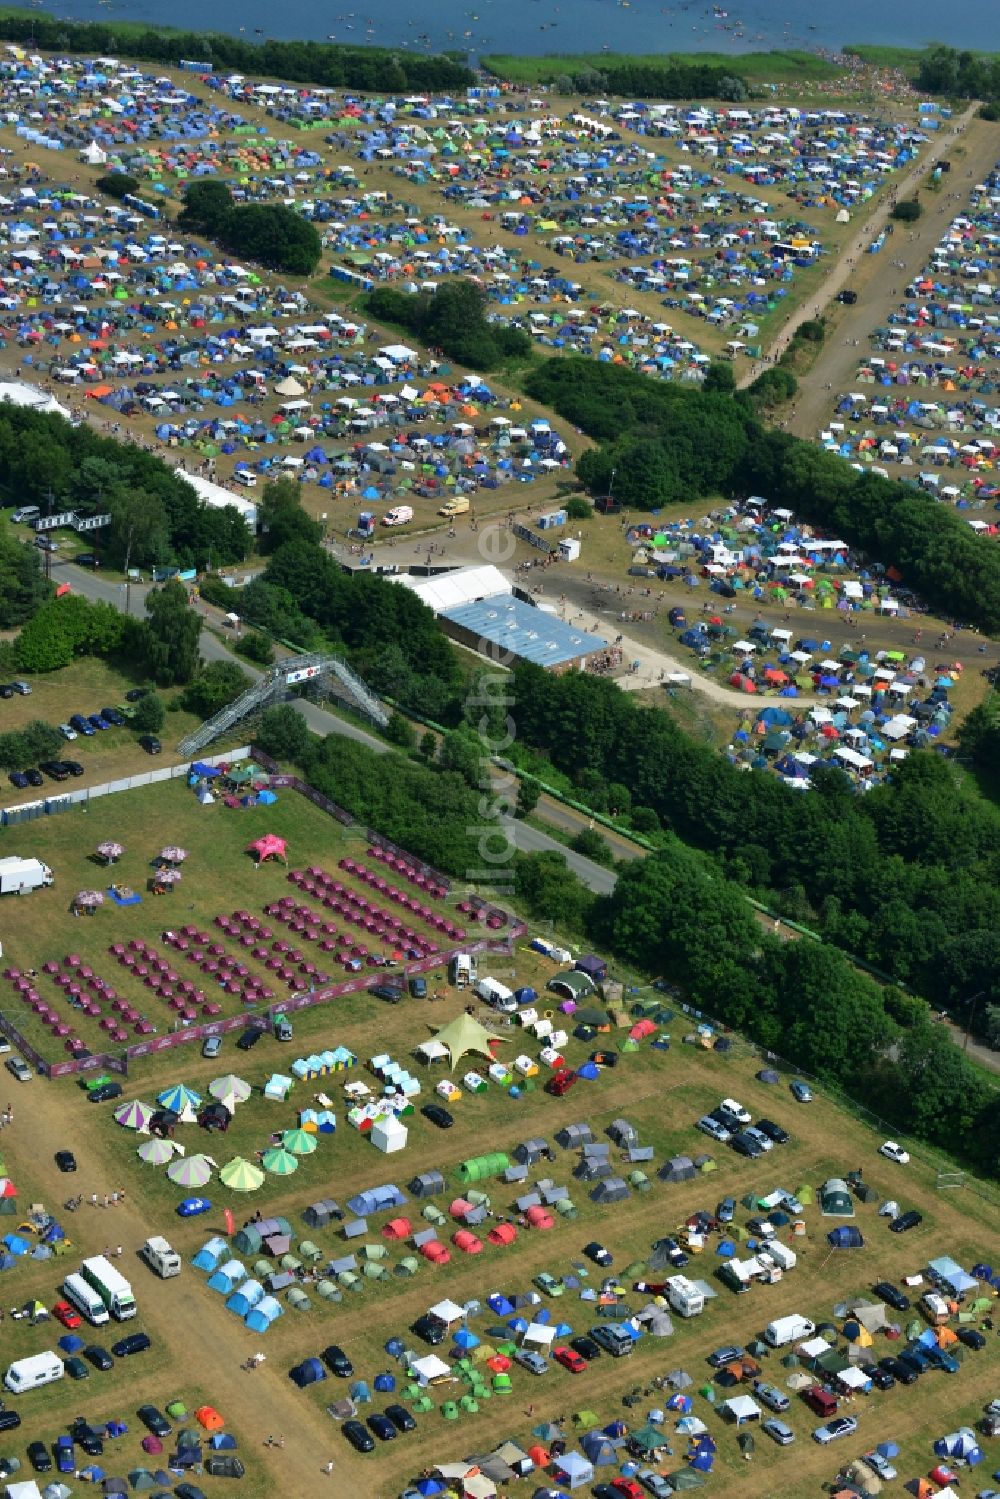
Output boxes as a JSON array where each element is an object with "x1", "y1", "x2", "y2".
[
  {"x1": 0, "y1": 775, "x2": 472, "y2": 1064},
  {"x1": 0, "y1": 771, "x2": 994, "y2": 1497},
  {"x1": 480, "y1": 49, "x2": 843, "y2": 85}
]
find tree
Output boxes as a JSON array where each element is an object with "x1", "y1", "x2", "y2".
[
  {"x1": 0, "y1": 526, "x2": 49, "y2": 628},
  {"x1": 105, "y1": 487, "x2": 168, "y2": 571},
  {"x1": 891, "y1": 198, "x2": 923, "y2": 222},
  {"x1": 137, "y1": 581, "x2": 202, "y2": 686},
  {"x1": 515, "y1": 777, "x2": 540, "y2": 818},
  {"x1": 14, "y1": 606, "x2": 74, "y2": 672},
  {"x1": 419, "y1": 731, "x2": 438, "y2": 763},
  {"x1": 21, "y1": 719, "x2": 64, "y2": 762},
  {"x1": 385, "y1": 711, "x2": 416, "y2": 750},
  {"x1": 95, "y1": 171, "x2": 137, "y2": 200},
  {"x1": 514, "y1": 851, "x2": 594, "y2": 930},
  {"x1": 131, "y1": 693, "x2": 165, "y2": 734},
  {"x1": 235, "y1": 631, "x2": 274, "y2": 666},
  {"x1": 702, "y1": 360, "x2": 736, "y2": 395},
  {"x1": 570, "y1": 827, "x2": 614, "y2": 866},
  {"x1": 255, "y1": 703, "x2": 311, "y2": 763},
  {"x1": 257, "y1": 479, "x2": 323, "y2": 554},
  {"x1": 565, "y1": 497, "x2": 591, "y2": 520},
  {"x1": 180, "y1": 660, "x2": 250, "y2": 719},
  {"x1": 178, "y1": 179, "x2": 235, "y2": 234}
]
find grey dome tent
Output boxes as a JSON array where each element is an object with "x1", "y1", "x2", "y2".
[
  {"x1": 409, "y1": 1171, "x2": 445, "y2": 1198},
  {"x1": 590, "y1": 1177, "x2": 629, "y2": 1204},
  {"x1": 660, "y1": 1154, "x2": 697, "y2": 1184},
  {"x1": 575, "y1": 1157, "x2": 612, "y2": 1182},
  {"x1": 608, "y1": 1119, "x2": 638, "y2": 1147},
  {"x1": 347, "y1": 1184, "x2": 406, "y2": 1216},
  {"x1": 303, "y1": 1199, "x2": 340, "y2": 1228},
  {"x1": 556, "y1": 1123, "x2": 593, "y2": 1149},
  {"x1": 514, "y1": 1138, "x2": 550, "y2": 1165}
]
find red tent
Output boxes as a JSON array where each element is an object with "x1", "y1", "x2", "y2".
[{"x1": 488, "y1": 1223, "x2": 517, "y2": 1247}]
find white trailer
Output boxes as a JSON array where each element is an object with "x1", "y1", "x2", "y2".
[{"x1": 0, "y1": 856, "x2": 53, "y2": 895}]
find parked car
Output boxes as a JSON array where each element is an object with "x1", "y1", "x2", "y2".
[
  {"x1": 957, "y1": 1327, "x2": 986, "y2": 1351},
  {"x1": 583, "y1": 1241, "x2": 614, "y2": 1267},
  {"x1": 371, "y1": 983, "x2": 403, "y2": 1004},
  {"x1": 342, "y1": 1421, "x2": 374, "y2": 1454},
  {"x1": 138, "y1": 735, "x2": 162, "y2": 755},
  {"x1": 755, "y1": 1118, "x2": 789, "y2": 1144},
  {"x1": 420, "y1": 1103, "x2": 454, "y2": 1130},
  {"x1": 860, "y1": 1361, "x2": 895, "y2": 1391},
  {"x1": 87, "y1": 714, "x2": 109, "y2": 731},
  {"x1": 322, "y1": 1344, "x2": 354, "y2": 1377},
  {"x1": 790, "y1": 1080, "x2": 813, "y2": 1102},
  {"x1": 39, "y1": 760, "x2": 69, "y2": 781},
  {"x1": 88, "y1": 1081, "x2": 122, "y2": 1102},
  {"x1": 708, "y1": 1345, "x2": 744, "y2": 1368},
  {"x1": 923, "y1": 1346, "x2": 960, "y2": 1374},
  {"x1": 762, "y1": 1419, "x2": 795, "y2": 1446},
  {"x1": 112, "y1": 1331, "x2": 151, "y2": 1358},
  {"x1": 70, "y1": 1418, "x2": 104, "y2": 1454},
  {"x1": 696, "y1": 1115, "x2": 732, "y2": 1143},
  {"x1": 27, "y1": 1441, "x2": 52, "y2": 1474},
  {"x1": 7, "y1": 770, "x2": 28, "y2": 789},
  {"x1": 716, "y1": 1196, "x2": 736, "y2": 1224},
  {"x1": 125, "y1": 687, "x2": 149, "y2": 703},
  {"x1": 879, "y1": 1141, "x2": 910, "y2": 1165},
  {"x1": 177, "y1": 1197, "x2": 212, "y2": 1217},
  {"x1": 100, "y1": 707, "x2": 125, "y2": 726},
  {"x1": 235, "y1": 1025, "x2": 264, "y2": 1051},
  {"x1": 569, "y1": 1334, "x2": 602, "y2": 1362},
  {"x1": 84, "y1": 1345, "x2": 114, "y2": 1372},
  {"x1": 878, "y1": 1356, "x2": 916, "y2": 1386},
  {"x1": 6, "y1": 1056, "x2": 32, "y2": 1083},
  {"x1": 889, "y1": 1210, "x2": 923, "y2": 1234},
  {"x1": 897, "y1": 1348, "x2": 929, "y2": 1377},
  {"x1": 553, "y1": 1345, "x2": 588, "y2": 1375},
  {"x1": 201, "y1": 1035, "x2": 222, "y2": 1060},
  {"x1": 54, "y1": 1436, "x2": 75, "y2": 1473},
  {"x1": 0, "y1": 1411, "x2": 21, "y2": 1433},
  {"x1": 412, "y1": 1315, "x2": 446, "y2": 1346},
  {"x1": 58, "y1": 723, "x2": 78, "y2": 741},
  {"x1": 62, "y1": 760, "x2": 85, "y2": 776},
  {"x1": 137, "y1": 1406, "x2": 171, "y2": 1437},
  {"x1": 514, "y1": 1349, "x2": 549, "y2": 1375},
  {"x1": 589, "y1": 1326, "x2": 634, "y2": 1358},
  {"x1": 52, "y1": 1299, "x2": 82, "y2": 1329},
  {"x1": 743, "y1": 1125, "x2": 774, "y2": 1154},
  {"x1": 813, "y1": 1417, "x2": 858, "y2": 1445},
  {"x1": 383, "y1": 1404, "x2": 416, "y2": 1433},
  {"x1": 861, "y1": 1452, "x2": 897, "y2": 1482},
  {"x1": 730, "y1": 1131, "x2": 764, "y2": 1159},
  {"x1": 68, "y1": 714, "x2": 94, "y2": 736},
  {"x1": 718, "y1": 1097, "x2": 751, "y2": 1125},
  {"x1": 409, "y1": 977, "x2": 427, "y2": 999},
  {"x1": 534, "y1": 1272, "x2": 564, "y2": 1297},
  {"x1": 366, "y1": 1413, "x2": 397, "y2": 1442},
  {"x1": 611, "y1": 1479, "x2": 644, "y2": 1499},
  {"x1": 754, "y1": 1383, "x2": 790, "y2": 1414},
  {"x1": 64, "y1": 1356, "x2": 90, "y2": 1381},
  {"x1": 873, "y1": 1280, "x2": 910, "y2": 1311}
]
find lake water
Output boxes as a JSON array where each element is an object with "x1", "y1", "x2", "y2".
[{"x1": 13, "y1": 0, "x2": 986, "y2": 62}]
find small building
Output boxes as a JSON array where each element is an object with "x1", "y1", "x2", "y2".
[{"x1": 438, "y1": 595, "x2": 609, "y2": 674}]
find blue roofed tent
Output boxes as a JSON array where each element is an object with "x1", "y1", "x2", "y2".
[
  {"x1": 827, "y1": 1225, "x2": 864, "y2": 1249},
  {"x1": 290, "y1": 1357, "x2": 326, "y2": 1387},
  {"x1": 550, "y1": 1450, "x2": 594, "y2": 1489}
]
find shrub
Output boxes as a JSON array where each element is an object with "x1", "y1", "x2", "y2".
[{"x1": 891, "y1": 198, "x2": 923, "y2": 222}]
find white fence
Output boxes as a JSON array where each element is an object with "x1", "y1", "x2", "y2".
[{"x1": 2, "y1": 747, "x2": 251, "y2": 824}]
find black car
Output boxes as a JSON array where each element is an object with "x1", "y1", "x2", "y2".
[
  {"x1": 836, "y1": 289, "x2": 858, "y2": 304},
  {"x1": 205, "y1": 1456, "x2": 245, "y2": 1479},
  {"x1": 70, "y1": 1418, "x2": 104, "y2": 1454},
  {"x1": 24, "y1": 768, "x2": 44, "y2": 788},
  {"x1": 39, "y1": 761, "x2": 70, "y2": 782},
  {"x1": 100, "y1": 707, "x2": 125, "y2": 726},
  {"x1": 138, "y1": 735, "x2": 162, "y2": 755},
  {"x1": 0, "y1": 1411, "x2": 20, "y2": 1433},
  {"x1": 409, "y1": 977, "x2": 428, "y2": 998},
  {"x1": 569, "y1": 1334, "x2": 602, "y2": 1362},
  {"x1": 384, "y1": 1404, "x2": 416, "y2": 1433},
  {"x1": 88, "y1": 1081, "x2": 123, "y2": 1103},
  {"x1": 371, "y1": 982, "x2": 403, "y2": 1003},
  {"x1": 55, "y1": 1149, "x2": 77, "y2": 1172},
  {"x1": 321, "y1": 1344, "x2": 353, "y2": 1378},
  {"x1": 708, "y1": 1345, "x2": 745, "y2": 1368},
  {"x1": 583, "y1": 1241, "x2": 614, "y2": 1267},
  {"x1": 84, "y1": 1344, "x2": 114, "y2": 1371},
  {"x1": 860, "y1": 1361, "x2": 895, "y2": 1391},
  {"x1": 0, "y1": 684, "x2": 13, "y2": 699},
  {"x1": 367, "y1": 1413, "x2": 397, "y2": 1442},
  {"x1": 755, "y1": 1118, "x2": 789, "y2": 1144},
  {"x1": 342, "y1": 1420, "x2": 375, "y2": 1454},
  {"x1": 62, "y1": 760, "x2": 85, "y2": 776},
  {"x1": 957, "y1": 1327, "x2": 986, "y2": 1351},
  {"x1": 174, "y1": 1486, "x2": 207, "y2": 1499},
  {"x1": 412, "y1": 1314, "x2": 446, "y2": 1345},
  {"x1": 65, "y1": 1356, "x2": 90, "y2": 1381},
  {"x1": 730, "y1": 1131, "x2": 763, "y2": 1158},
  {"x1": 236, "y1": 1025, "x2": 265, "y2": 1051},
  {"x1": 421, "y1": 1103, "x2": 454, "y2": 1130},
  {"x1": 112, "y1": 1331, "x2": 151, "y2": 1358},
  {"x1": 878, "y1": 1356, "x2": 916, "y2": 1386},
  {"x1": 889, "y1": 1210, "x2": 923, "y2": 1234},
  {"x1": 75, "y1": 553, "x2": 99, "y2": 568},
  {"x1": 125, "y1": 687, "x2": 148, "y2": 703},
  {"x1": 137, "y1": 1405, "x2": 171, "y2": 1437},
  {"x1": 7, "y1": 770, "x2": 28, "y2": 789},
  {"x1": 873, "y1": 1280, "x2": 910, "y2": 1312},
  {"x1": 27, "y1": 1441, "x2": 51, "y2": 1473}
]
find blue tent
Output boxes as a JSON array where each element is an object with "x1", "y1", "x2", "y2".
[
  {"x1": 827, "y1": 1226, "x2": 864, "y2": 1249},
  {"x1": 58, "y1": 1333, "x2": 84, "y2": 1353},
  {"x1": 208, "y1": 1433, "x2": 237, "y2": 1449},
  {"x1": 290, "y1": 1358, "x2": 326, "y2": 1388},
  {"x1": 488, "y1": 1293, "x2": 514, "y2": 1315}
]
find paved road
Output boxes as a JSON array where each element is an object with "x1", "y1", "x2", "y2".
[{"x1": 55, "y1": 558, "x2": 621, "y2": 893}]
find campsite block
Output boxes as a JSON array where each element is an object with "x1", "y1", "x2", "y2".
[
  {"x1": 436, "y1": 1079, "x2": 461, "y2": 1102},
  {"x1": 462, "y1": 1071, "x2": 488, "y2": 1094}
]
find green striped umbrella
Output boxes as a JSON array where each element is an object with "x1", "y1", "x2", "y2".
[{"x1": 261, "y1": 1148, "x2": 298, "y2": 1176}]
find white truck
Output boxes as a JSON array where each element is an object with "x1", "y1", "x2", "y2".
[
  {"x1": 81, "y1": 1255, "x2": 136, "y2": 1320},
  {"x1": 62, "y1": 1271, "x2": 110, "y2": 1325},
  {"x1": 665, "y1": 1275, "x2": 705, "y2": 1318},
  {"x1": 0, "y1": 856, "x2": 53, "y2": 896},
  {"x1": 764, "y1": 1313, "x2": 815, "y2": 1348},
  {"x1": 141, "y1": 1236, "x2": 181, "y2": 1279},
  {"x1": 449, "y1": 953, "x2": 478, "y2": 988}
]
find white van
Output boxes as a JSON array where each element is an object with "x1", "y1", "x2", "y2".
[
  {"x1": 382, "y1": 505, "x2": 414, "y2": 527},
  {"x1": 63, "y1": 1271, "x2": 110, "y2": 1325},
  {"x1": 233, "y1": 469, "x2": 257, "y2": 488},
  {"x1": 474, "y1": 976, "x2": 516, "y2": 1013},
  {"x1": 5, "y1": 1351, "x2": 65, "y2": 1393},
  {"x1": 11, "y1": 506, "x2": 40, "y2": 525},
  {"x1": 764, "y1": 1314, "x2": 815, "y2": 1348}
]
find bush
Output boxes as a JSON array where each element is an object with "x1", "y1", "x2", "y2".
[
  {"x1": 235, "y1": 631, "x2": 274, "y2": 666},
  {"x1": 384, "y1": 711, "x2": 416, "y2": 750},
  {"x1": 631, "y1": 806, "x2": 660, "y2": 834},
  {"x1": 891, "y1": 198, "x2": 923, "y2": 222},
  {"x1": 179, "y1": 181, "x2": 322, "y2": 275},
  {"x1": 795, "y1": 319, "x2": 826, "y2": 344},
  {"x1": 95, "y1": 171, "x2": 138, "y2": 200},
  {"x1": 131, "y1": 693, "x2": 165, "y2": 734},
  {"x1": 179, "y1": 660, "x2": 250, "y2": 719},
  {"x1": 570, "y1": 827, "x2": 615, "y2": 866},
  {"x1": 565, "y1": 496, "x2": 592, "y2": 521},
  {"x1": 255, "y1": 704, "x2": 310, "y2": 763}
]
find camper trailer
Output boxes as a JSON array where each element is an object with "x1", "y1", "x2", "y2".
[
  {"x1": 666, "y1": 1276, "x2": 705, "y2": 1318},
  {"x1": 449, "y1": 953, "x2": 478, "y2": 988}
]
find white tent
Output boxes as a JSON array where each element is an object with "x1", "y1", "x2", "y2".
[
  {"x1": 411, "y1": 1354, "x2": 452, "y2": 1385},
  {"x1": 371, "y1": 1114, "x2": 407, "y2": 1154},
  {"x1": 81, "y1": 140, "x2": 107, "y2": 165},
  {"x1": 722, "y1": 1395, "x2": 762, "y2": 1425}
]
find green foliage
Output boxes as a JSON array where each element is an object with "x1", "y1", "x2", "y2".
[
  {"x1": 198, "y1": 576, "x2": 240, "y2": 610},
  {"x1": 891, "y1": 198, "x2": 923, "y2": 222},
  {"x1": 915, "y1": 44, "x2": 1000, "y2": 103},
  {"x1": 570, "y1": 827, "x2": 614, "y2": 866},
  {"x1": 179, "y1": 659, "x2": 250, "y2": 719},
  {"x1": 258, "y1": 479, "x2": 324, "y2": 554},
  {"x1": 385, "y1": 711, "x2": 417, "y2": 750},
  {"x1": 419, "y1": 731, "x2": 438, "y2": 763},
  {"x1": 702, "y1": 360, "x2": 737, "y2": 395},
  {"x1": 234, "y1": 630, "x2": 274, "y2": 666},
  {"x1": 565, "y1": 497, "x2": 592, "y2": 521},
  {"x1": 0, "y1": 719, "x2": 63, "y2": 769},
  {"x1": 515, "y1": 777, "x2": 540, "y2": 818},
  {"x1": 131, "y1": 692, "x2": 165, "y2": 734},
  {"x1": 106, "y1": 487, "x2": 169, "y2": 570},
  {"x1": 134, "y1": 581, "x2": 202, "y2": 686},
  {"x1": 15, "y1": 595, "x2": 124, "y2": 673},
  {"x1": 513, "y1": 850, "x2": 595, "y2": 931},
  {"x1": 0, "y1": 406, "x2": 250, "y2": 570},
  {"x1": 795, "y1": 318, "x2": 826, "y2": 344},
  {"x1": 630, "y1": 806, "x2": 660, "y2": 834},
  {"x1": 0, "y1": 524, "x2": 50, "y2": 628},
  {"x1": 958, "y1": 696, "x2": 1000, "y2": 771},
  {"x1": 95, "y1": 171, "x2": 138, "y2": 200},
  {"x1": 255, "y1": 704, "x2": 311, "y2": 764},
  {"x1": 368, "y1": 281, "x2": 531, "y2": 371},
  {"x1": 179, "y1": 182, "x2": 322, "y2": 275},
  {"x1": 0, "y1": 15, "x2": 474, "y2": 92}
]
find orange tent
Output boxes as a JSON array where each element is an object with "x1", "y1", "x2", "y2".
[{"x1": 194, "y1": 1406, "x2": 224, "y2": 1432}]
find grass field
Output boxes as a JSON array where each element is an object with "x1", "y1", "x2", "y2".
[
  {"x1": 0, "y1": 776, "x2": 466, "y2": 1063},
  {"x1": 480, "y1": 49, "x2": 843, "y2": 84},
  {"x1": 0, "y1": 772, "x2": 995, "y2": 1493}
]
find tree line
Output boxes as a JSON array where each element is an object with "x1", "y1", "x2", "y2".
[
  {"x1": 524, "y1": 358, "x2": 1000, "y2": 634},
  {"x1": 0, "y1": 15, "x2": 473, "y2": 92},
  {"x1": 915, "y1": 45, "x2": 1000, "y2": 112},
  {"x1": 179, "y1": 181, "x2": 322, "y2": 278},
  {"x1": 368, "y1": 282, "x2": 533, "y2": 372},
  {"x1": 0, "y1": 407, "x2": 251, "y2": 573}
]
